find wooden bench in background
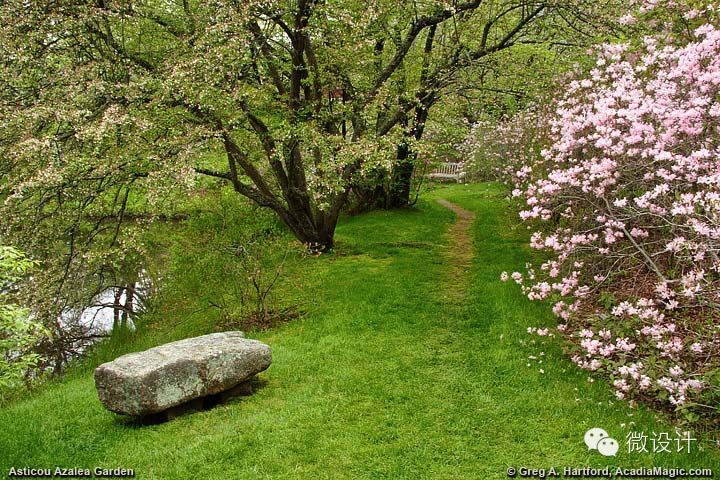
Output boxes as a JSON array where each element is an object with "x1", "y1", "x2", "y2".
[{"x1": 428, "y1": 162, "x2": 467, "y2": 183}]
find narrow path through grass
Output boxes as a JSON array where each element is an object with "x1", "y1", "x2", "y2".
[
  {"x1": 0, "y1": 183, "x2": 718, "y2": 479},
  {"x1": 436, "y1": 199, "x2": 475, "y2": 303}
]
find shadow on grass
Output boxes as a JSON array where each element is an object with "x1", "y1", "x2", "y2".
[{"x1": 117, "y1": 377, "x2": 269, "y2": 427}]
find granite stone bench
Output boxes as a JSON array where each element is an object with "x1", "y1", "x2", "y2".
[{"x1": 94, "y1": 331, "x2": 271, "y2": 418}]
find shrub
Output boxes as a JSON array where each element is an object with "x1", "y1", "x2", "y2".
[
  {"x1": 0, "y1": 246, "x2": 48, "y2": 397},
  {"x1": 145, "y1": 187, "x2": 299, "y2": 334},
  {"x1": 459, "y1": 107, "x2": 551, "y2": 183},
  {"x1": 477, "y1": 4, "x2": 720, "y2": 425}
]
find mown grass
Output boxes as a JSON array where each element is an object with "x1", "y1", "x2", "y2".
[{"x1": 0, "y1": 183, "x2": 718, "y2": 479}]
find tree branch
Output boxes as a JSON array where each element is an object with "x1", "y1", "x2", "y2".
[
  {"x1": 469, "y1": 5, "x2": 546, "y2": 62},
  {"x1": 248, "y1": 21, "x2": 288, "y2": 97},
  {"x1": 370, "y1": 0, "x2": 482, "y2": 100}
]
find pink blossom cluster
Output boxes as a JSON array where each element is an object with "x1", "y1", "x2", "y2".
[{"x1": 492, "y1": 18, "x2": 720, "y2": 419}]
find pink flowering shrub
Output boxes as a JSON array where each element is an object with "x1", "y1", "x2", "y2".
[
  {"x1": 485, "y1": 10, "x2": 720, "y2": 424},
  {"x1": 458, "y1": 107, "x2": 551, "y2": 184}
]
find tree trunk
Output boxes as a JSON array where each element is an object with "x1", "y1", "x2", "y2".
[
  {"x1": 294, "y1": 224, "x2": 335, "y2": 254},
  {"x1": 274, "y1": 203, "x2": 338, "y2": 254},
  {"x1": 387, "y1": 142, "x2": 415, "y2": 208},
  {"x1": 364, "y1": 95, "x2": 432, "y2": 210},
  {"x1": 112, "y1": 287, "x2": 122, "y2": 331},
  {"x1": 121, "y1": 282, "x2": 135, "y2": 330}
]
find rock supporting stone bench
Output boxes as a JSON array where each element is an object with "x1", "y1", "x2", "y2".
[{"x1": 94, "y1": 331, "x2": 271, "y2": 416}]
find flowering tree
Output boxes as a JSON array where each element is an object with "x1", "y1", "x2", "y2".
[
  {"x1": 492, "y1": 3, "x2": 720, "y2": 418},
  {"x1": 1, "y1": 0, "x2": 510, "y2": 252},
  {"x1": 0, "y1": 0, "x2": 617, "y2": 251}
]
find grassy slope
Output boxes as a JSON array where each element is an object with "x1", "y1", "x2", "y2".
[{"x1": 0, "y1": 183, "x2": 718, "y2": 479}]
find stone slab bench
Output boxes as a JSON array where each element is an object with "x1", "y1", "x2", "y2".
[{"x1": 94, "y1": 331, "x2": 271, "y2": 417}]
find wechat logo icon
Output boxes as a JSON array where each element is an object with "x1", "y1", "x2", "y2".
[{"x1": 585, "y1": 427, "x2": 619, "y2": 457}]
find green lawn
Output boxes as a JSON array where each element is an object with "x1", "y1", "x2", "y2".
[{"x1": 1, "y1": 183, "x2": 718, "y2": 479}]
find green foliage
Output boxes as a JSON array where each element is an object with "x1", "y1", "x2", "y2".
[
  {"x1": 0, "y1": 247, "x2": 33, "y2": 283},
  {"x1": 141, "y1": 186, "x2": 297, "y2": 335},
  {"x1": 0, "y1": 247, "x2": 48, "y2": 398}
]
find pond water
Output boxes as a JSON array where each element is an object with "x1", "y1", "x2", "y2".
[{"x1": 60, "y1": 271, "x2": 151, "y2": 336}]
